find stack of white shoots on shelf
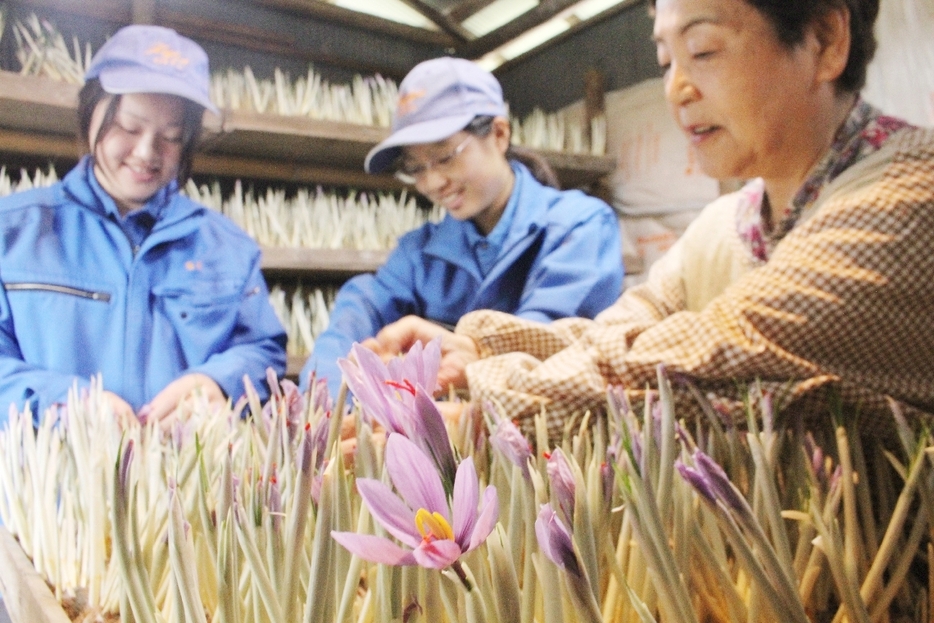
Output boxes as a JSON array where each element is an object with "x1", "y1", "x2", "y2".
[
  {"x1": 512, "y1": 107, "x2": 608, "y2": 156},
  {"x1": 12, "y1": 12, "x2": 91, "y2": 84},
  {"x1": 268, "y1": 283, "x2": 337, "y2": 358},
  {"x1": 210, "y1": 66, "x2": 399, "y2": 127},
  {"x1": 0, "y1": 164, "x2": 59, "y2": 196},
  {"x1": 1, "y1": 339, "x2": 932, "y2": 623},
  {"x1": 7, "y1": 12, "x2": 605, "y2": 155},
  {"x1": 184, "y1": 179, "x2": 442, "y2": 251}
]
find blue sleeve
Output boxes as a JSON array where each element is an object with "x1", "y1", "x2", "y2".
[
  {"x1": 300, "y1": 240, "x2": 422, "y2": 397},
  {"x1": 516, "y1": 198, "x2": 624, "y2": 322},
  {"x1": 0, "y1": 281, "x2": 89, "y2": 424},
  {"x1": 186, "y1": 251, "x2": 287, "y2": 403}
]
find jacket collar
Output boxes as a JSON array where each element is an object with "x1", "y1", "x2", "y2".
[
  {"x1": 422, "y1": 161, "x2": 547, "y2": 271},
  {"x1": 59, "y1": 156, "x2": 204, "y2": 239}
]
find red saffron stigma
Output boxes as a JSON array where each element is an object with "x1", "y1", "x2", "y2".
[{"x1": 385, "y1": 379, "x2": 416, "y2": 395}]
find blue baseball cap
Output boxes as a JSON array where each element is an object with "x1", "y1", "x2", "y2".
[
  {"x1": 364, "y1": 57, "x2": 507, "y2": 174},
  {"x1": 85, "y1": 25, "x2": 218, "y2": 114}
]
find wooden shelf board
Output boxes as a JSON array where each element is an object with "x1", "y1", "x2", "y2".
[
  {"x1": 192, "y1": 153, "x2": 403, "y2": 191},
  {"x1": 260, "y1": 246, "x2": 389, "y2": 276}
]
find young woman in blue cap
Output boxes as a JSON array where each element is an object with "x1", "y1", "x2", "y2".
[
  {"x1": 302, "y1": 57, "x2": 623, "y2": 397},
  {"x1": 0, "y1": 25, "x2": 287, "y2": 424}
]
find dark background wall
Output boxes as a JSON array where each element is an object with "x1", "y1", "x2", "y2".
[{"x1": 495, "y1": 1, "x2": 661, "y2": 117}]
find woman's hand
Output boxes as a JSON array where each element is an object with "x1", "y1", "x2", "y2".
[
  {"x1": 102, "y1": 391, "x2": 136, "y2": 427},
  {"x1": 141, "y1": 373, "x2": 226, "y2": 428},
  {"x1": 361, "y1": 315, "x2": 480, "y2": 393}
]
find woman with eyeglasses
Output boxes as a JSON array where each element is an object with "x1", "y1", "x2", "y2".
[{"x1": 300, "y1": 57, "x2": 624, "y2": 397}]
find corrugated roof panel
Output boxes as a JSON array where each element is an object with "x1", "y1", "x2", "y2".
[{"x1": 329, "y1": 0, "x2": 441, "y2": 30}]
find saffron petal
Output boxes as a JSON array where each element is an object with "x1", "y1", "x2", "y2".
[
  {"x1": 412, "y1": 389, "x2": 457, "y2": 485},
  {"x1": 412, "y1": 538, "x2": 463, "y2": 570},
  {"x1": 466, "y1": 485, "x2": 499, "y2": 553},
  {"x1": 355, "y1": 478, "x2": 422, "y2": 549},
  {"x1": 331, "y1": 531, "x2": 418, "y2": 566},
  {"x1": 385, "y1": 434, "x2": 449, "y2": 518},
  {"x1": 452, "y1": 456, "x2": 479, "y2": 545}
]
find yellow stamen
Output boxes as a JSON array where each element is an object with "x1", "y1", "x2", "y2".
[{"x1": 414, "y1": 508, "x2": 454, "y2": 542}]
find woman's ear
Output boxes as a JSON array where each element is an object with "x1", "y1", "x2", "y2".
[
  {"x1": 491, "y1": 116, "x2": 512, "y2": 155},
  {"x1": 813, "y1": 4, "x2": 851, "y2": 85}
]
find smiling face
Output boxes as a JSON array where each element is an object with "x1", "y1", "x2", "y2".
[
  {"x1": 89, "y1": 92, "x2": 186, "y2": 215},
  {"x1": 652, "y1": 0, "x2": 845, "y2": 187},
  {"x1": 402, "y1": 117, "x2": 515, "y2": 236}
]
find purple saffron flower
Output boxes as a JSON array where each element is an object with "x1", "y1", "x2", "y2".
[
  {"x1": 338, "y1": 340, "x2": 439, "y2": 434},
  {"x1": 675, "y1": 458, "x2": 717, "y2": 504},
  {"x1": 385, "y1": 338, "x2": 441, "y2": 396},
  {"x1": 331, "y1": 433, "x2": 498, "y2": 569},
  {"x1": 534, "y1": 503, "x2": 582, "y2": 578},
  {"x1": 339, "y1": 340, "x2": 457, "y2": 487},
  {"x1": 692, "y1": 450, "x2": 749, "y2": 514},
  {"x1": 546, "y1": 448, "x2": 576, "y2": 523},
  {"x1": 305, "y1": 373, "x2": 333, "y2": 419},
  {"x1": 487, "y1": 402, "x2": 532, "y2": 479}
]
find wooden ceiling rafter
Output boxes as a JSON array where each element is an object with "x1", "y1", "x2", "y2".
[
  {"x1": 445, "y1": 0, "x2": 500, "y2": 23},
  {"x1": 391, "y1": 0, "x2": 473, "y2": 42},
  {"x1": 456, "y1": 0, "x2": 583, "y2": 58},
  {"x1": 251, "y1": 0, "x2": 455, "y2": 47},
  {"x1": 488, "y1": 0, "x2": 641, "y2": 74}
]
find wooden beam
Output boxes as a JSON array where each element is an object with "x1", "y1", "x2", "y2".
[
  {"x1": 446, "y1": 0, "x2": 499, "y2": 23},
  {"x1": 252, "y1": 0, "x2": 454, "y2": 48},
  {"x1": 458, "y1": 0, "x2": 582, "y2": 58},
  {"x1": 9, "y1": 0, "x2": 131, "y2": 23},
  {"x1": 393, "y1": 0, "x2": 473, "y2": 42},
  {"x1": 488, "y1": 0, "x2": 642, "y2": 72}
]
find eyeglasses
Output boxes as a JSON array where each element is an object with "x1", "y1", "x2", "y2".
[{"x1": 394, "y1": 135, "x2": 474, "y2": 184}]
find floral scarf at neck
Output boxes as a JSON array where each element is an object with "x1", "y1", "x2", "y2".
[{"x1": 735, "y1": 99, "x2": 911, "y2": 263}]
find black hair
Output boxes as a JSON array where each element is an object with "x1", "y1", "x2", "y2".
[
  {"x1": 77, "y1": 78, "x2": 205, "y2": 184},
  {"x1": 649, "y1": 0, "x2": 879, "y2": 93},
  {"x1": 465, "y1": 115, "x2": 561, "y2": 189}
]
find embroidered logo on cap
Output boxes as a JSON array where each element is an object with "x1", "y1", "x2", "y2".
[
  {"x1": 397, "y1": 89, "x2": 426, "y2": 116},
  {"x1": 145, "y1": 43, "x2": 190, "y2": 70}
]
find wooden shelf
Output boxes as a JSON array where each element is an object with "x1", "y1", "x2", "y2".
[
  {"x1": 260, "y1": 246, "x2": 389, "y2": 278},
  {"x1": 0, "y1": 71, "x2": 616, "y2": 190}
]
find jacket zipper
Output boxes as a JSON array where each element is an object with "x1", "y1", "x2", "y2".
[{"x1": 4, "y1": 282, "x2": 112, "y2": 302}]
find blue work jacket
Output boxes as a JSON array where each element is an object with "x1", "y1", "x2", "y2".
[
  {"x1": 302, "y1": 161, "x2": 623, "y2": 396},
  {"x1": 0, "y1": 157, "x2": 287, "y2": 421}
]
